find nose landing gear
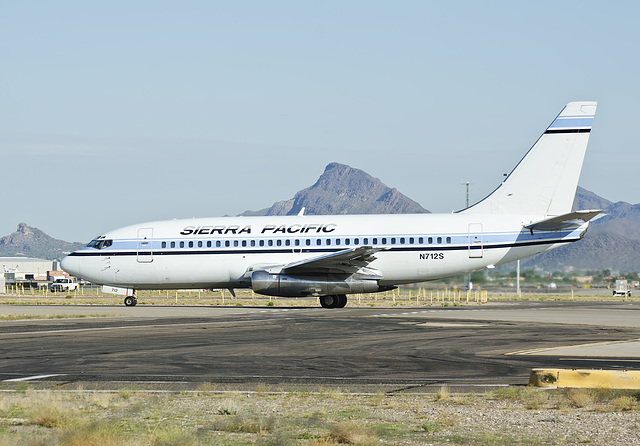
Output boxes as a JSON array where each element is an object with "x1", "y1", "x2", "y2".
[{"x1": 124, "y1": 295, "x2": 138, "y2": 307}]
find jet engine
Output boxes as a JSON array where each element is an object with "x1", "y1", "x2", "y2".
[{"x1": 250, "y1": 270, "x2": 391, "y2": 297}]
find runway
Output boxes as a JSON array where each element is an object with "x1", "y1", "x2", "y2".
[{"x1": 1, "y1": 301, "x2": 639, "y2": 392}]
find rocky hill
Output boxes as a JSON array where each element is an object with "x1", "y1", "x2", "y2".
[
  {"x1": 520, "y1": 231, "x2": 640, "y2": 272},
  {"x1": 0, "y1": 223, "x2": 85, "y2": 260},
  {"x1": 499, "y1": 187, "x2": 640, "y2": 272},
  {"x1": 241, "y1": 162, "x2": 429, "y2": 216}
]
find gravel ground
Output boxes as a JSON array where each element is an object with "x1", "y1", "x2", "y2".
[{"x1": 2, "y1": 387, "x2": 638, "y2": 445}]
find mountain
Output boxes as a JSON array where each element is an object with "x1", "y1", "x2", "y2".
[
  {"x1": 241, "y1": 162, "x2": 429, "y2": 216},
  {"x1": 503, "y1": 187, "x2": 640, "y2": 272},
  {"x1": 520, "y1": 232, "x2": 640, "y2": 272},
  {"x1": 0, "y1": 223, "x2": 85, "y2": 260},
  {"x1": 572, "y1": 186, "x2": 613, "y2": 211}
]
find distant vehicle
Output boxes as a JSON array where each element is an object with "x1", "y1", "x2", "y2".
[
  {"x1": 613, "y1": 279, "x2": 631, "y2": 297},
  {"x1": 49, "y1": 278, "x2": 78, "y2": 292}
]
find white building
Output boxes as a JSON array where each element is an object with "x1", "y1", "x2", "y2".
[{"x1": 1, "y1": 257, "x2": 59, "y2": 281}]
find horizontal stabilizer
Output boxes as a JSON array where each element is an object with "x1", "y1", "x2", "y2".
[{"x1": 524, "y1": 209, "x2": 602, "y2": 232}]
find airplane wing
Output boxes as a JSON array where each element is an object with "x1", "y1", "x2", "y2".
[
  {"x1": 281, "y1": 246, "x2": 387, "y2": 277},
  {"x1": 524, "y1": 209, "x2": 602, "y2": 232}
]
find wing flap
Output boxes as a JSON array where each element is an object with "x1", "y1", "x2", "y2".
[{"x1": 282, "y1": 246, "x2": 387, "y2": 275}]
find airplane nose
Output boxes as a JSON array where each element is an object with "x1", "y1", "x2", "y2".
[{"x1": 61, "y1": 255, "x2": 81, "y2": 277}]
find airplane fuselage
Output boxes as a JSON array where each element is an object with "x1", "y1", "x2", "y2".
[{"x1": 62, "y1": 213, "x2": 586, "y2": 290}]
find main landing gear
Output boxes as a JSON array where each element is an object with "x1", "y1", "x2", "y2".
[
  {"x1": 319, "y1": 294, "x2": 347, "y2": 309},
  {"x1": 124, "y1": 295, "x2": 138, "y2": 307}
]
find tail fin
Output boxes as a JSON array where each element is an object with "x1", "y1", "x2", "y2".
[{"x1": 462, "y1": 101, "x2": 597, "y2": 216}]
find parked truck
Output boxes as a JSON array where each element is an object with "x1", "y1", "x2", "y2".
[
  {"x1": 613, "y1": 279, "x2": 631, "y2": 297},
  {"x1": 49, "y1": 278, "x2": 78, "y2": 292}
]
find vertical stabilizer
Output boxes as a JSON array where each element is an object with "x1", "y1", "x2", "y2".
[{"x1": 462, "y1": 101, "x2": 597, "y2": 216}]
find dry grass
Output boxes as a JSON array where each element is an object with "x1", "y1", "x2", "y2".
[
  {"x1": 325, "y1": 420, "x2": 377, "y2": 445},
  {"x1": 611, "y1": 395, "x2": 637, "y2": 411},
  {"x1": 1, "y1": 387, "x2": 639, "y2": 445},
  {"x1": 434, "y1": 385, "x2": 450, "y2": 401},
  {"x1": 566, "y1": 389, "x2": 595, "y2": 408}
]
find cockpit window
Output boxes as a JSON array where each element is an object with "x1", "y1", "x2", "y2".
[{"x1": 87, "y1": 237, "x2": 113, "y2": 249}]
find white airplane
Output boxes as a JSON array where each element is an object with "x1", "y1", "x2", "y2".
[{"x1": 62, "y1": 101, "x2": 600, "y2": 308}]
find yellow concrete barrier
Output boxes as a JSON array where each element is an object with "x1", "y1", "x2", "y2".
[{"x1": 530, "y1": 368, "x2": 640, "y2": 389}]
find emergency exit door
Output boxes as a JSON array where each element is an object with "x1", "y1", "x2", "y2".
[{"x1": 468, "y1": 223, "x2": 483, "y2": 259}]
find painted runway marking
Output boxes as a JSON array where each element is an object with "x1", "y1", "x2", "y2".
[{"x1": 4, "y1": 374, "x2": 66, "y2": 382}]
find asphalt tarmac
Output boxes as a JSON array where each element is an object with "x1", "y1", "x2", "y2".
[{"x1": 1, "y1": 301, "x2": 639, "y2": 393}]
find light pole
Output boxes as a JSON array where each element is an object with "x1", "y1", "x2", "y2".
[{"x1": 462, "y1": 181, "x2": 471, "y2": 290}]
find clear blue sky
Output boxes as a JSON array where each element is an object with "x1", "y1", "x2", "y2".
[{"x1": 1, "y1": 1, "x2": 638, "y2": 242}]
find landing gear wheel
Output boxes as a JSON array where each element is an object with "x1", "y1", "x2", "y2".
[
  {"x1": 319, "y1": 295, "x2": 339, "y2": 308},
  {"x1": 336, "y1": 294, "x2": 347, "y2": 308},
  {"x1": 124, "y1": 296, "x2": 137, "y2": 307}
]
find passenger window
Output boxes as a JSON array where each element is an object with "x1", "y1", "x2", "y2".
[
  {"x1": 326, "y1": 239, "x2": 331, "y2": 245},
  {"x1": 216, "y1": 241, "x2": 221, "y2": 247},
  {"x1": 354, "y1": 238, "x2": 359, "y2": 245},
  {"x1": 345, "y1": 239, "x2": 350, "y2": 245},
  {"x1": 180, "y1": 241, "x2": 185, "y2": 248},
  {"x1": 242, "y1": 240, "x2": 247, "y2": 247},
  {"x1": 268, "y1": 240, "x2": 273, "y2": 247},
  {"x1": 207, "y1": 241, "x2": 212, "y2": 248},
  {"x1": 234, "y1": 240, "x2": 238, "y2": 247},
  {"x1": 372, "y1": 238, "x2": 377, "y2": 244},
  {"x1": 162, "y1": 241, "x2": 166, "y2": 248},
  {"x1": 336, "y1": 239, "x2": 340, "y2": 245},
  {"x1": 363, "y1": 238, "x2": 368, "y2": 244},
  {"x1": 198, "y1": 241, "x2": 203, "y2": 248},
  {"x1": 285, "y1": 240, "x2": 290, "y2": 246},
  {"x1": 428, "y1": 237, "x2": 433, "y2": 244},
  {"x1": 437, "y1": 237, "x2": 442, "y2": 244},
  {"x1": 259, "y1": 240, "x2": 264, "y2": 247},
  {"x1": 306, "y1": 239, "x2": 311, "y2": 246},
  {"x1": 316, "y1": 239, "x2": 321, "y2": 246},
  {"x1": 276, "y1": 240, "x2": 282, "y2": 246},
  {"x1": 391, "y1": 238, "x2": 396, "y2": 244},
  {"x1": 418, "y1": 237, "x2": 423, "y2": 244},
  {"x1": 382, "y1": 238, "x2": 387, "y2": 244},
  {"x1": 409, "y1": 237, "x2": 414, "y2": 244},
  {"x1": 400, "y1": 237, "x2": 405, "y2": 244},
  {"x1": 251, "y1": 240, "x2": 255, "y2": 247},
  {"x1": 171, "y1": 241, "x2": 175, "y2": 248},
  {"x1": 446, "y1": 237, "x2": 451, "y2": 244},
  {"x1": 225, "y1": 241, "x2": 230, "y2": 247},
  {"x1": 294, "y1": 239, "x2": 300, "y2": 246}
]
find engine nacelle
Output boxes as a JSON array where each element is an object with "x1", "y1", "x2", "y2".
[{"x1": 251, "y1": 270, "x2": 388, "y2": 297}]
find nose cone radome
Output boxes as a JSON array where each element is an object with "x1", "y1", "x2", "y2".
[{"x1": 61, "y1": 255, "x2": 81, "y2": 277}]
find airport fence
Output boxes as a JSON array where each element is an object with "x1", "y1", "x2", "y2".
[{"x1": 0, "y1": 284, "x2": 488, "y2": 307}]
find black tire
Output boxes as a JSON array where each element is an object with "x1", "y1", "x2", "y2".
[
  {"x1": 319, "y1": 295, "x2": 338, "y2": 308},
  {"x1": 124, "y1": 296, "x2": 137, "y2": 307},
  {"x1": 336, "y1": 294, "x2": 348, "y2": 308}
]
